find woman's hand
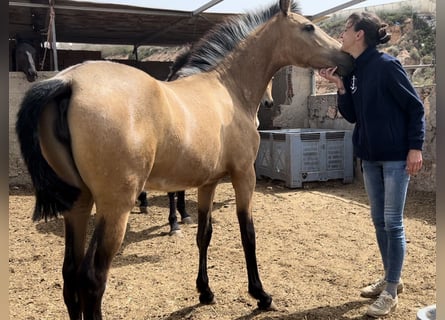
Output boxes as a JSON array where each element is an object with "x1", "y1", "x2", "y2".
[
  {"x1": 319, "y1": 67, "x2": 346, "y2": 94},
  {"x1": 406, "y1": 149, "x2": 423, "y2": 176}
]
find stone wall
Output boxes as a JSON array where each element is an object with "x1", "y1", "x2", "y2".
[
  {"x1": 331, "y1": 0, "x2": 436, "y2": 20},
  {"x1": 265, "y1": 66, "x2": 436, "y2": 192},
  {"x1": 307, "y1": 86, "x2": 436, "y2": 192}
]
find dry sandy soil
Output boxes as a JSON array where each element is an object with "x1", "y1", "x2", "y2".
[{"x1": 9, "y1": 178, "x2": 435, "y2": 320}]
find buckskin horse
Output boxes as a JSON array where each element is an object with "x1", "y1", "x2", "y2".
[
  {"x1": 135, "y1": 49, "x2": 196, "y2": 233},
  {"x1": 16, "y1": 0, "x2": 353, "y2": 318},
  {"x1": 137, "y1": 48, "x2": 274, "y2": 236},
  {"x1": 136, "y1": 81, "x2": 273, "y2": 235}
]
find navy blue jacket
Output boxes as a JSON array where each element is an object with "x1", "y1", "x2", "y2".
[{"x1": 338, "y1": 46, "x2": 425, "y2": 161}]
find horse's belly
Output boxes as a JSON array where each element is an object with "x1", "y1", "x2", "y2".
[
  {"x1": 145, "y1": 160, "x2": 226, "y2": 192},
  {"x1": 144, "y1": 180, "x2": 197, "y2": 192},
  {"x1": 144, "y1": 175, "x2": 221, "y2": 192}
]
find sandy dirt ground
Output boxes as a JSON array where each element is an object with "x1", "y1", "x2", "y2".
[{"x1": 9, "y1": 178, "x2": 435, "y2": 319}]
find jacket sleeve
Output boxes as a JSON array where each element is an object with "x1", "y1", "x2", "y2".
[
  {"x1": 337, "y1": 77, "x2": 356, "y2": 123},
  {"x1": 385, "y1": 59, "x2": 425, "y2": 150}
]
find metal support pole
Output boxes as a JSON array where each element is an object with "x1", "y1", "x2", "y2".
[
  {"x1": 192, "y1": 0, "x2": 224, "y2": 16},
  {"x1": 49, "y1": 0, "x2": 58, "y2": 71},
  {"x1": 310, "y1": 69, "x2": 315, "y2": 96},
  {"x1": 133, "y1": 45, "x2": 138, "y2": 61}
]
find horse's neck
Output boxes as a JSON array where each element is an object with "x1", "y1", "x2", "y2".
[{"x1": 217, "y1": 21, "x2": 281, "y2": 112}]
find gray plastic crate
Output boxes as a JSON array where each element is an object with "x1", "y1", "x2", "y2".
[{"x1": 255, "y1": 128, "x2": 353, "y2": 188}]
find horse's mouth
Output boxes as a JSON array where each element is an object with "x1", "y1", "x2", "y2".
[{"x1": 26, "y1": 73, "x2": 38, "y2": 82}]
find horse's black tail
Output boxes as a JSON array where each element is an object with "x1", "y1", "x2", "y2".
[{"x1": 16, "y1": 78, "x2": 81, "y2": 221}]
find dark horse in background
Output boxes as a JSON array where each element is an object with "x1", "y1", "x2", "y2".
[
  {"x1": 137, "y1": 48, "x2": 274, "y2": 236},
  {"x1": 16, "y1": 0, "x2": 353, "y2": 318},
  {"x1": 137, "y1": 190, "x2": 191, "y2": 234},
  {"x1": 13, "y1": 39, "x2": 39, "y2": 82}
]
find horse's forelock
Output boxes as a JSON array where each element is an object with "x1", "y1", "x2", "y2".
[{"x1": 177, "y1": 0, "x2": 300, "y2": 76}]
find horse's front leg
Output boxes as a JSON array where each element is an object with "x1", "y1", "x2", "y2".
[
  {"x1": 78, "y1": 202, "x2": 131, "y2": 319},
  {"x1": 232, "y1": 166, "x2": 276, "y2": 311},
  {"x1": 196, "y1": 182, "x2": 218, "y2": 305}
]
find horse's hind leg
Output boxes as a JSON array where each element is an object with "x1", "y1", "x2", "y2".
[
  {"x1": 77, "y1": 201, "x2": 132, "y2": 319},
  {"x1": 62, "y1": 189, "x2": 94, "y2": 320},
  {"x1": 176, "y1": 191, "x2": 192, "y2": 224},
  {"x1": 232, "y1": 167, "x2": 275, "y2": 311},
  {"x1": 195, "y1": 182, "x2": 218, "y2": 305},
  {"x1": 168, "y1": 192, "x2": 181, "y2": 235}
]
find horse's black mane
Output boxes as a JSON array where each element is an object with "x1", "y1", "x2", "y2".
[
  {"x1": 166, "y1": 48, "x2": 192, "y2": 80},
  {"x1": 175, "y1": 1, "x2": 300, "y2": 77}
]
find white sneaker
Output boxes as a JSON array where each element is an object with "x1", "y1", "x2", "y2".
[
  {"x1": 360, "y1": 278, "x2": 404, "y2": 298},
  {"x1": 366, "y1": 290, "x2": 398, "y2": 318}
]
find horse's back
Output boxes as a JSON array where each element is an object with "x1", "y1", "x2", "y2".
[
  {"x1": 60, "y1": 61, "x2": 164, "y2": 127},
  {"x1": 49, "y1": 61, "x2": 165, "y2": 194},
  {"x1": 59, "y1": 60, "x2": 156, "y2": 87}
]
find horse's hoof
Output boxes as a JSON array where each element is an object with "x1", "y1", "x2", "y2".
[
  {"x1": 182, "y1": 217, "x2": 193, "y2": 224},
  {"x1": 169, "y1": 229, "x2": 183, "y2": 237},
  {"x1": 258, "y1": 299, "x2": 277, "y2": 311},
  {"x1": 139, "y1": 206, "x2": 148, "y2": 214},
  {"x1": 266, "y1": 300, "x2": 278, "y2": 311},
  {"x1": 199, "y1": 294, "x2": 217, "y2": 305}
]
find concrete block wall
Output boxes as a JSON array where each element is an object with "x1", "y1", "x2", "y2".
[
  {"x1": 272, "y1": 66, "x2": 313, "y2": 128},
  {"x1": 9, "y1": 72, "x2": 57, "y2": 186},
  {"x1": 307, "y1": 94, "x2": 355, "y2": 130}
]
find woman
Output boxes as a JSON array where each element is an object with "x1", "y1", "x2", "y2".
[{"x1": 319, "y1": 12, "x2": 425, "y2": 318}]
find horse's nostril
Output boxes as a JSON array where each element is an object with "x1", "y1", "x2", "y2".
[{"x1": 264, "y1": 101, "x2": 273, "y2": 109}]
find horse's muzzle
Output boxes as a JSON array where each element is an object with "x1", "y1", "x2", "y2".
[
  {"x1": 336, "y1": 53, "x2": 354, "y2": 77},
  {"x1": 26, "y1": 70, "x2": 38, "y2": 82}
]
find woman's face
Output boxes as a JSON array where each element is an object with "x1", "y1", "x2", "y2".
[{"x1": 340, "y1": 20, "x2": 357, "y2": 55}]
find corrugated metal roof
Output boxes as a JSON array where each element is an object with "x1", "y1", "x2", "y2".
[{"x1": 9, "y1": 0, "x2": 237, "y2": 46}]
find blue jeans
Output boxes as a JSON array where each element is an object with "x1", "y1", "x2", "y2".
[{"x1": 362, "y1": 160, "x2": 410, "y2": 284}]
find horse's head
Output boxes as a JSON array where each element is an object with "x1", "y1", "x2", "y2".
[
  {"x1": 275, "y1": 0, "x2": 354, "y2": 77},
  {"x1": 15, "y1": 41, "x2": 38, "y2": 82},
  {"x1": 261, "y1": 80, "x2": 274, "y2": 109}
]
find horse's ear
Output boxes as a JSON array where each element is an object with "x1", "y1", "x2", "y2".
[{"x1": 279, "y1": 0, "x2": 291, "y2": 16}]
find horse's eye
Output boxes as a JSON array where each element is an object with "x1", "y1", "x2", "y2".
[{"x1": 303, "y1": 24, "x2": 315, "y2": 32}]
